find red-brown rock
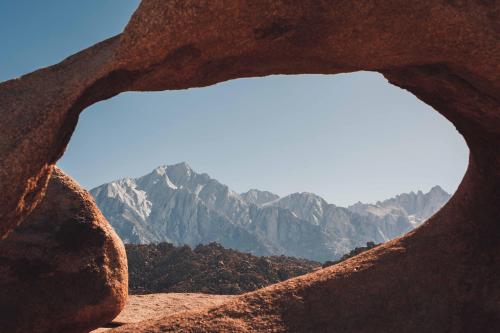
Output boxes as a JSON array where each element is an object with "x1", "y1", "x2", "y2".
[
  {"x1": 0, "y1": 0, "x2": 499, "y2": 332},
  {"x1": 0, "y1": 167, "x2": 128, "y2": 333}
]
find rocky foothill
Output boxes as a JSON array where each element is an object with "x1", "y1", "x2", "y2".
[{"x1": 127, "y1": 242, "x2": 321, "y2": 295}]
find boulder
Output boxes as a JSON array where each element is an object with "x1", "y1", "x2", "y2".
[{"x1": 0, "y1": 167, "x2": 128, "y2": 333}]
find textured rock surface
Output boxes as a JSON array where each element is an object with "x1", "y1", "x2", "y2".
[
  {"x1": 0, "y1": 167, "x2": 128, "y2": 333},
  {"x1": 241, "y1": 189, "x2": 280, "y2": 206},
  {"x1": 0, "y1": 0, "x2": 499, "y2": 332}
]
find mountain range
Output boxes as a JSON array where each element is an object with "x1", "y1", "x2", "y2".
[{"x1": 90, "y1": 162, "x2": 450, "y2": 261}]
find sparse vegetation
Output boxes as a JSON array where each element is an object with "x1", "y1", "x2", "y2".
[{"x1": 127, "y1": 242, "x2": 321, "y2": 295}]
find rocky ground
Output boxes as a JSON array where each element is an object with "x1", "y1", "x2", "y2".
[
  {"x1": 91, "y1": 242, "x2": 377, "y2": 332},
  {"x1": 91, "y1": 293, "x2": 233, "y2": 332},
  {"x1": 127, "y1": 242, "x2": 321, "y2": 295}
]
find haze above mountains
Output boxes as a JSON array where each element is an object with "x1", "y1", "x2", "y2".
[{"x1": 91, "y1": 162, "x2": 450, "y2": 262}]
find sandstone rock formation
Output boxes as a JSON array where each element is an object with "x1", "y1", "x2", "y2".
[
  {"x1": 0, "y1": 167, "x2": 128, "y2": 333},
  {"x1": 0, "y1": 0, "x2": 499, "y2": 332}
]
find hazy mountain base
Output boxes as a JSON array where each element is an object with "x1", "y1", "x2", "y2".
[{"x1": 92, "y1": 162, "x2": 450, "y2": 262}]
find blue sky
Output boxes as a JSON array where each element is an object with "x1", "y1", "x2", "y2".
[{"x1": 1, "y1": 1, "x2": 469, "y2": 206}]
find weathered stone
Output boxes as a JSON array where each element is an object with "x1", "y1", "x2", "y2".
[
  {"x1": 0, "y1": 0, "x2": 499, "y2": 331},
  {"x1": 0, "y1": 167, "x2": 128, "y2": 333}
]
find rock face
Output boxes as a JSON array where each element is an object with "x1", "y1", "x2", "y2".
[
  {"x1": 91, "y1": 163, "x2": 448, "y2": 261},
  {"x1": 240, "y1": 189, "x2": 279, "y2": 206},
  {"x1": 348, "y1": 185, "x2": 451, "y2": 227},
  {"x1": 0, "y1": 0, "x2": 499, "y2": 332},
  {"x1": 90, "y1": 163, "x2": 262, "y2": 251},
  {"x1": 0, "y1": 167, "x2": 128, "y2": 333}
]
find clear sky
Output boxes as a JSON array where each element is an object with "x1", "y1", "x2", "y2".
[{"x1": 1, "y1": 1, "x2": 469, "y2": 206}]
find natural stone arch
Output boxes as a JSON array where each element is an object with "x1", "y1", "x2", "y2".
[{"x1": 0, "y1": 0, "x2": 498, "y2": 332}]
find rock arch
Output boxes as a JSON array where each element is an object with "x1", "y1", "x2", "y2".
[{"x1": 0, "y1": 1, "x2": 498, "y2": 332}]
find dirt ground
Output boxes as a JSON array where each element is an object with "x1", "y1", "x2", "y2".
[{"x1": 91, "y1": 293, "x2": 234, "y2": 332}]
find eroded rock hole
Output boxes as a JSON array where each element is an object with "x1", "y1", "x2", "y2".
[{"x1": 55, "y1": 73, "x2": 468, "y2": 292}]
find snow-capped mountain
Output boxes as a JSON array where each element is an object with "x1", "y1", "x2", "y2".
[
  {"x1": 90, "y1": 162, "x2": 450, "y2": 261},
  {"x1": 241, "y1": 189, "x2": 279, "y2": 206},
  {"x1": 348, "y1": 185, "x2": 451, "y2": 227}
]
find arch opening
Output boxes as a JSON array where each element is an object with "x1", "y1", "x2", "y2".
[{"x1": 57, "y1": 72, "x2": 468, "y2": 264}]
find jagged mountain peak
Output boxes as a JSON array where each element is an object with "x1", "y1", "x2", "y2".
[
  {"x1": 277, "y1": 192, "x2": 329, "y2": 207},
  {"x1": 349, "y1": 186, "x2": 451, "y2": 226},
  {"x1": 428, "y1": 185, "x2": 448, "y2": 195},
  {"x1": 241, "y1": 189, "x2": 280, "y2": 206},
  {"x1": 269, "y1": 192, "x2": 334, "y2": 226},
  {"x1": 283, "y1": 191, "x2": 321, "y2": 200},
  {"x1": 150, "y1": 162, "x2": 194, "y2": 184},
  {"x1": 137, "y1": 163, "x2": 221, "y2": 195},
  {"x1": 166, "y1": 161, "x2": 193, "y2": 174},
  {"x1": 152, "y1": 162, "x2": 192, "y2": 175}
]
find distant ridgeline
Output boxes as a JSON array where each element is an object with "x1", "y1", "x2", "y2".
[{"x1": 91, "y1": 162, "x2": 450, "y2": 262}]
